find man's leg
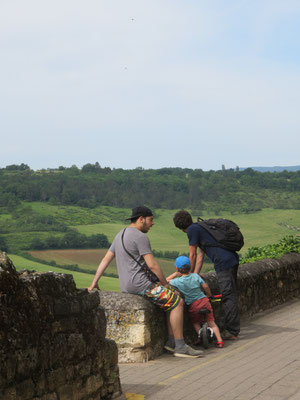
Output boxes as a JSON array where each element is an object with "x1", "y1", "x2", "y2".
[
  {"x1": 164, "y1": 298, "x2": 184, "y2": 352},
  {"x1": 217, "y1": 265, "x2": 240, "y2": 337},
  {"x1": 168, "y1": 297, "x2": 184, "y2": 339}
]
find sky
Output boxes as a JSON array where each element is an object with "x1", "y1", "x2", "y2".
[{"x1": 1, "y1": 0, "x2": 300, "y2": 171}]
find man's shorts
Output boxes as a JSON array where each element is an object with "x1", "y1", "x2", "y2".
[
  {"x1": 188, "y1": 297, "x2": 215, "y2": 324},
  {"x1": 139, "y1": 283, "x2": 181, "y2": 312}
]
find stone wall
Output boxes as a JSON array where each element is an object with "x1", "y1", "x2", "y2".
[
  {"x1": 100, "y1": 292, "x2": 166, "y2": 363},
  {"x1": 101, "y1": 253, "x2": 300, "y2": 362},
  {"x1": 0, "y1": 253, "x2": 123, "y2": 400},
  {"x1": 1, "y1": 251, "x2": 299, "y2": 381}
]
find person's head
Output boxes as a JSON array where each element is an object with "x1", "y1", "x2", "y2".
[
  {"x1": 126, "y1": 206, "x2": 154, "y2": 233},
  {"x1": 173, "y1": 210, "x2": 193, "y2": 231},
  {"x1": 174, "y1": 255, "x2": 191, "y2": 274}
]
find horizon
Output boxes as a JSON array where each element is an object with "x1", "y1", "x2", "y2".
[{"x1": 1, "y1": 162, "x2": 300, "y2": 173}]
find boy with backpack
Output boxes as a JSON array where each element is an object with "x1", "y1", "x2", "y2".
[
  {"x1": 173, "y1": 210, "x2": 241, "y2": 340},
  {"x1": 167, "y1": 255, "x2": 224, "y2": 348}
]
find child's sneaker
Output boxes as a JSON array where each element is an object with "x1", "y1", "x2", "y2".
[
  {"x1": 215, "y1": 341, "x2": 224, "y2": 348},
  {"x1": 174, "y1": 344, "x2": 204, "y2": 358}
]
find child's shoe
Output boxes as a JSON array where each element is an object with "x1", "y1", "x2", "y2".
[{"x1": 215, "y1": 341, "x2": 224, "y2": 348}]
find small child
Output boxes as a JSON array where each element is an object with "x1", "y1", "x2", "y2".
[{"x1": 167, "y1": 255, "x2": 223, "y2": 348}]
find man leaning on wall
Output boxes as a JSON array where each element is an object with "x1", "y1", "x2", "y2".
[
  {"x1": 173, "y1": 210, "x2": 240, "y2": 340},
  {"x1": 88, "y1": 206, "x2": 203, "y2": 358}
]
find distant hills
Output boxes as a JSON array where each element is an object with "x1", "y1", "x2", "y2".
[{"x1": 240, "y1": 166, "x2": 300, "y2": 173}]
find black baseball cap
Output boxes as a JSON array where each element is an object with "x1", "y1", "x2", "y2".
[{"x1": 126, "y1": 206, "x2": 153, "y2": 220}]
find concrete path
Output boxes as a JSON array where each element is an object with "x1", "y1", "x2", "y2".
[{"x1": 119, "y1": 298, "x2": 300, "y2": 400}]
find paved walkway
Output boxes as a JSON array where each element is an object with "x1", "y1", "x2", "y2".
[{"x1": 119, "y1": 298, "x2": 300, "y2": 400}]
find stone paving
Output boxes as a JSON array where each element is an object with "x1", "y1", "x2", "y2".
[{"x1": 119, "y1": 298, "x2": 300, "y2": 400}]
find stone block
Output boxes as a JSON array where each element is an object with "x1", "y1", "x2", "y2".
[
  {"x1": 16, "y1": 378, "x2": 35, "y2": 400},
  {"x1": 85, "y1": 374, "x2": 104, "y2": 395}
]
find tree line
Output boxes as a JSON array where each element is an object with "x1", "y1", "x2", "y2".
[{"x1": 0, "y1": 163, "x2": 300, "y2": 213}]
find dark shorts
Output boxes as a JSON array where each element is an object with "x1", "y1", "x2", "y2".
[
  {"x1": 139, "y1": 283, "x2": 181, "y2": 312},
  {"x1": 188, "y1": 297, "x2": 214, "y2": 324}
]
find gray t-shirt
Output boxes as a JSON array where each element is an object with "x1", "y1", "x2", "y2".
[{"x1": 109, "y1": 227, "x2": 154, "y2": 294}]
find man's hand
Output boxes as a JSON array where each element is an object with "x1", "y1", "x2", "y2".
[
  {"x1": 143, "y1": 253, "x2": 168, "y2": 286},
  {"x1": 88, "y1": 283, "x2": 101, "y2": 292}
]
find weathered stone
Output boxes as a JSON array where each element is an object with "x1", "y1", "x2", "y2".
[
  {"x1": 66, "y1": 333, "x2": 86, "y2": 360},
  {"x1": 41, "y1": 392, "x2": 58, "y2": 400},
  {"x1": 85, "y1": 373, "x2": 104, "y2": 395},
  {"x1": 74, "y1": 360, "x2": 92, "y2": 378},
  {"x1": 47, "y1": 368, "x2": 68, "y2": 391},
  {"x1": 33, "y1": 372, "x2": 46, "y2": 396},
  {"x1": 16, "y1": 347, "x2": 39, "y2": 378},
  {"x1": 16, "y1": 378, "x2": 35, "y2": 399},
  {"x1": 56, "y1": 384, "x2": 73, "y2": 400},
  {"x1": 2, "y1": 386, "x2": 17, "y2": 400},
  {"x1": 0, "y1": 252, "x2": 122, "y2": 399},
  {"x1": 100, "y1": 291, "x2": 166, "y2": 362}
]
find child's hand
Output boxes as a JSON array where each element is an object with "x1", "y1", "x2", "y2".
[{"x1": 174, "y1": 271, "x2": 182, "y2": 278}]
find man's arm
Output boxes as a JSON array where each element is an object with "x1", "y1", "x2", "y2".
[
  {"x1": 189, "y1": 244, "x2": 198, "y2": 272},
  {"x1": 143, "y1": 253, "x2": 168, "y2": 286},
  {"x1": 194, "y1": 248, "x2": 205, "y2": 274},
  {"x1": 88, "y1": 250, "x2": 115, "y2": 291}
]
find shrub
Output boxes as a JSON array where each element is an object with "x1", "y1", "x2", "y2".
[{"x1": 240, "y1": 235, "x2": 300, "y2": 264}]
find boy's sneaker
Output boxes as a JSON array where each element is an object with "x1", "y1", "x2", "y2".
[
  {"x1": 174, "y1": 344, "x2": 204, "y2": 358},
  {"x1": 164, "y1": 338, "x2": 175, "y2": 353}
]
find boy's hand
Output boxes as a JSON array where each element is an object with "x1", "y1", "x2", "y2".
[{"x1": 166, "y1": 271, "x2": 182, "y2": 282}]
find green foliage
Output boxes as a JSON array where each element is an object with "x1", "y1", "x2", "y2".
[
  {"x1": 240, "y1": 236, "x2": 300, "y2": 263},
  {"x1": 0, "y1": 164, "x2": 300, "y2": 212},
  {"x1": 0, "y1": 235, "x2": 8, "y2": 252},
  {"x1": 30, "y1": 230, "x2": 110, "y2": 250},
  {"x1": 0, "y1": 204, "x2": 70, "y2": 233}
]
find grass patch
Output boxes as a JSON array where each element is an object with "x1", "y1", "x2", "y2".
[
  {"x1": 8, "y1": 254, "x2": 120, "y2": 291},
  {"x1": 74, "y1": 208, "x2": 300, "y2": 255}
]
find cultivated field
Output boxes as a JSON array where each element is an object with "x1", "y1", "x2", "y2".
[
  {"x1": 73, "y1": 208, "x2": 300, "y2": 253},
  {"x1": 6, "y1": 204, "x2": 300, "y2": 291},
  {"x1": 29, "y1": 248, "x2": 214, "y2": 278}
]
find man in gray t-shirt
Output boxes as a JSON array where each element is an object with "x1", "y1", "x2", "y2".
[
  {"x1": 109, "y1": 226, "x2": 155, "y2": 294},
  {"x1": 88, "y1": 206, "x2": 203, "y2": 358}
]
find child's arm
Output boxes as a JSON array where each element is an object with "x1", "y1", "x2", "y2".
[
  {"x1": 166, "y1": 271, "x2": 182, "y2": 282},
  {"x1": 202, "y1": 282, "x2": 212, "y2": 298}
]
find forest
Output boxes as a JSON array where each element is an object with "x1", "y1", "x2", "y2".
[{"x1": 1, "y1": 163, "x2": 299, "y2": 213}]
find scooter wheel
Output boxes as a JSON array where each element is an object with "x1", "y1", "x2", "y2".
[{"x1": 201, "y1": 322, "x2": 209, "y2": 349}]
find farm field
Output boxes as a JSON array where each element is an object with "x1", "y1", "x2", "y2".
[
  {"x1": 2, "y1": 204, "x2": 299, "y2": 291},
  {"x1": 29, "y1": 249, "x2": 215, "y2": 278},
  {"x1": 8, "y1": 254, "x2": 120, "y2": 291},
  {"x1": 73, "y1": 208, "x2": 300, "y2": 254}
]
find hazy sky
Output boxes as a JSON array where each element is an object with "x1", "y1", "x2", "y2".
[{"x1": 1, "y1": 0, "x2": 300, "y2": 171}]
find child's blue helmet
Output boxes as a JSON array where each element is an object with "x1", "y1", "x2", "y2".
[{"x1": 174, "y1": 255, "x2": 191, "y2": 269}]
